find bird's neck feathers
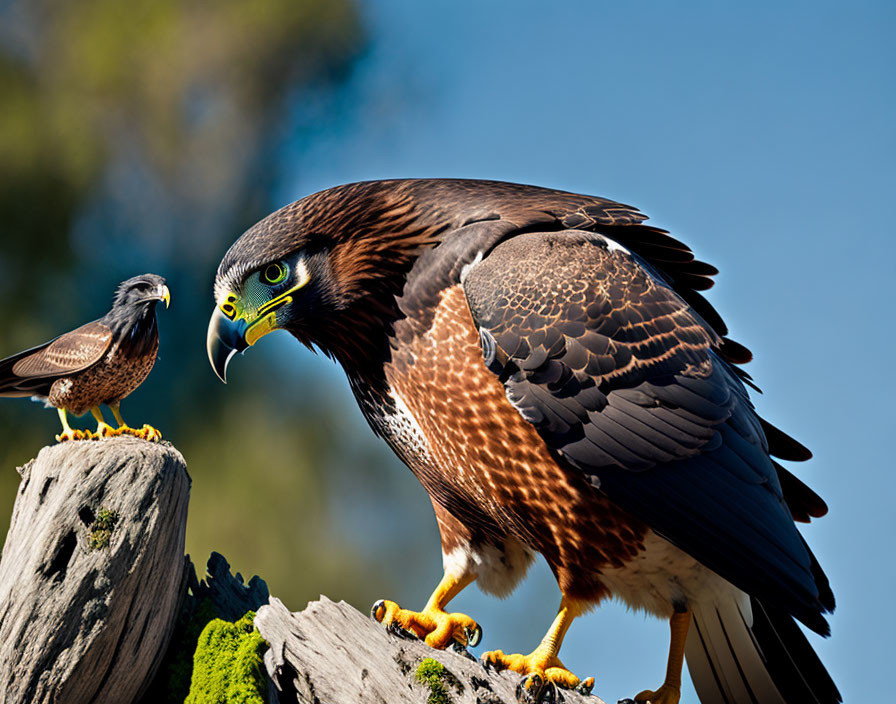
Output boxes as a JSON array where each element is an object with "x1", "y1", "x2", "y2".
[
  {"x1": 300, "y1": 191, "x2": 450, "y2": 377},
  {"x1": 306, "y1": 244, "x2": 428, "y2": 381},
  {"x1": 104, "y1": 302, "x2": 159, "y2": 357}
]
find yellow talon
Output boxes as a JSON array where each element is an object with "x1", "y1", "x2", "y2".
[
  {"x1": 55, "y1": 408, "x2": 90, "y2": 442},
  {"x1": 371, "y1": 571, "x2": 480, "y2": 649},
  {"x1": 481, "y1": 649, "x2": 592, "y2": 692},
  {"x1": 94, "y1": 422, "x2": 118, "y2": 438},
  {"x1": 111, "y1": 424, "x2": 162, "y2": 442},
  {"x1": 56, "y1": 428, "x2": 91, "y2": 442},
  {"x1": 136, "y1": 424, "x2": 162, "y2": 442},
  {"x1": 481, "y1": 597, "x2": 594, "y2": 694},
  {"x1": 371, "y1": 598, "x2": 481, "y2": 649},
  {"x1": 90, "y1": 407, "x2": 119, "y2": 439},
  {"x1": 107, "y1": 404, "x2": 161, "y2": 442}
]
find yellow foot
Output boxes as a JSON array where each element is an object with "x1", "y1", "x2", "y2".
[
  {"x1": 634, "y1": 684, "x2": 680, "y2": 704},
  {"x1": 116, "y1": 424, "x2": 162, "y2": 442},
  {"x1": 371, "y1": 599, "x2": 482, "y2": 649},
  {"x1": 92, "y1": 421, "x2": 120, "y2": 439},
  {"x1": 56, "y1": 429, "x2": 92, "y2": 442},
  {"x1": 481, "y1": 649, "x2": 594, "y2": 697}
]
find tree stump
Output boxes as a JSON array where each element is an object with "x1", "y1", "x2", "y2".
[
  {"x1": 0, "y1": 437, "x2": 190, "y2": 704},
  {"x1": 256, "y1": 596, "x2": 607, "y2": 704}
]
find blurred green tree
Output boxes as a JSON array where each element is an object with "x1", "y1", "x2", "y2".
[{"x1": 0, "y1": 0, "x2": 439, "y2": 610}]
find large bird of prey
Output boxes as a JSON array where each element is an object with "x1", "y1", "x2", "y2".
[
  {"x1": 0, "y1": 274, "x2": 169, "y2": 442},
  {"x1": 208, "y1": 179, "x2": 839, "y2": 703}
]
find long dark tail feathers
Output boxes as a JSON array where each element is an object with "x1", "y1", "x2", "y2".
[
  {"x1": 0, "y1": 341, "x2": 53, "y2": 397},
  {"x1": 686, "y1": 594, "x2": 841, "y2": 704}
]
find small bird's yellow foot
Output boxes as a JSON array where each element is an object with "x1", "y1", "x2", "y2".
[
  {"x1": 135, "y1": 424, "x2": 162, "y2": 442},
  {"x1": 371, "y1": 599, "x2": 482, "y2": 649},
  {"x1": 115, "y1": 424, "x2": 162, "y2": 442},
  {"x1": 481, "y1": 649, "x2": 594, "y2": 697},
  {"x1": 55, "y1": 429, "x2": 92, "y2": 442},
  {"x1": 92, "y1": 421, "x2": 120, "y2": 439},
  {"x1": 633, "y1": 684, "x2": 680, "y2": 704}
]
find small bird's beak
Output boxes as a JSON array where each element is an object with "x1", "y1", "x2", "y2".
[
  {"x1": 207, "y1": 306, "x2": 249, "y2": 383},
  {"x1": 160, "y1": 285, "x2": 171, "y2": 308}
]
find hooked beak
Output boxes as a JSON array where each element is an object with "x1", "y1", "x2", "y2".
[
  {"x1": 207, "y1": 275, "x2": 306, "y2": 383},
  {"x1": 207, "y1": 306, "x2": 249, "y2": 383},
  {"x1": 159, "y1": 285, "x2": 171, "y2": 308}
]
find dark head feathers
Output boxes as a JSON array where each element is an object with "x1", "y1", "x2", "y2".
[
  {"x1": 112, "y1": 274, "x2": 167, "y2": 308},
  {"x1": 216, "y1": 178, "x2": 665, "y2": 302},
  {"x1": 105, "y1": 274, "x2": 167, "y2": 351}
]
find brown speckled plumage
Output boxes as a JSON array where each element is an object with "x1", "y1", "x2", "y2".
[
  {"x1": 387, "y1": 283, "x2": 647, "y2": 600},
  {"x1": 215, "y1": 179, "x2": 831, "y2": 610},
  {"x1": 47, "y1": 333, "x2": 159, "y2": 416}
]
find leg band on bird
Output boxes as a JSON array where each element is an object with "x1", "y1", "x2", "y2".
[{"x1": 371, "y1": 570, "x2": 481, "y2": 649}]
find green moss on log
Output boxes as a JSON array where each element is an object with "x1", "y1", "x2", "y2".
[
  {"x1": 88, "y1": 508, "x2": 119, "y2": 549},
  {"x1": 415, "y1": 657, "x2": 463, "y2": 704},
  {"x1": 185, "y1": 611, "x2": 267, "y2": 704},
  {"x1": 141, "y1": 596, "x2": 217, "y2": 703}
]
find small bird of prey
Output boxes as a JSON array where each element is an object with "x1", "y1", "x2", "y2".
[{"x1": 0, "y1": 273, "x2": 169, "y2": 442}]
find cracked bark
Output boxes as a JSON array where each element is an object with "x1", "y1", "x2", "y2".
[
  {"x1": 0, "y1": 437, "x2": 190, "y2": 704},
  {"x1": 256, "y1": 596, "x2": 607, "y2": 704}
]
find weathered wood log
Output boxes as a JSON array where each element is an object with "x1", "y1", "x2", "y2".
[
  {"x1": 0, "y1": 437, "x2": 190, "y2": 704},
  {"x1": 187, "y1": 551, "x2": 271, "y2": 622},
  {"x1": 256, "y1": 596, "x2": 607, "y2": 704}
]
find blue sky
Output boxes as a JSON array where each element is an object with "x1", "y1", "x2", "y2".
[{"x1": 264, "y1": 1, "x2": 894, "y2": 700}]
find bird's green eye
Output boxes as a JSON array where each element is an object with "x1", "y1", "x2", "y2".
[{"x1": 261, "y1": 262, "x2": 288, "y2": 285}]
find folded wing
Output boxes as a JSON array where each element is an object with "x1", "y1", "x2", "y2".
[
  {"x1": 0, "y1": 321, "x2": 112, "y2": 398},
  {"x1": 463, "y1": 230, "x2": 832, "y2": 633}
]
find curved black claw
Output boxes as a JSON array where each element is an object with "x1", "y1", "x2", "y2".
[
  {"x1": 464, "y1": 623, "x2": 483, "y2": 648},
  {"x1": 387, "y1": 622, "x2": 420, "y2": 640},
  {"x1": 450, "y1": 640, "x2": 477, "y2": 661},
  {"x1": 370, "y1": 599, "x2": 419, "y2": 640},
  {"x1": 516, "y1": 673, "x2": 556, "y2": 704}
]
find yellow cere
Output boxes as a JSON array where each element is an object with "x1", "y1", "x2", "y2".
[{"x1": 220, "y1": 298, "x2": 238, "y2": 320}]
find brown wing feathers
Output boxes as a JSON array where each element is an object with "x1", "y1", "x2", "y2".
[
  {"x1": 468, "y1": 183, "x2": 813, "y2": 472},
  {"x1": 0, "y1": 321, "x2": 112, "y2": 397},
  {"x1": 462, "y1": 228, "x2": 831, "y2": 632},
  {"x1": 463, "y1": 230, "x2": 724, "y2": 473},
  {"x1": 381, "y1": 179, "x2": 809, "y2": 474}
]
